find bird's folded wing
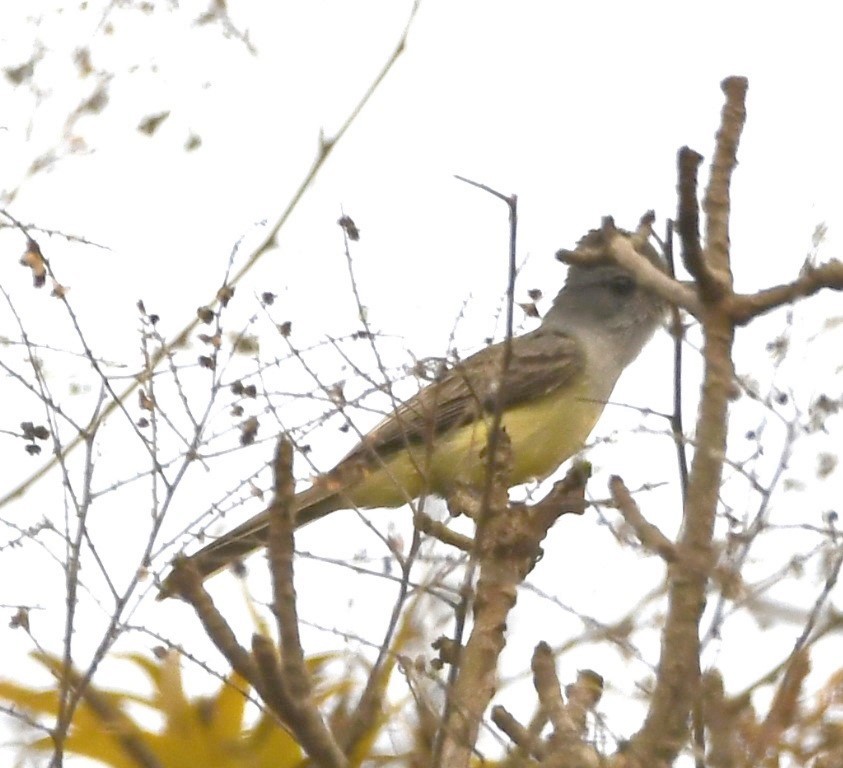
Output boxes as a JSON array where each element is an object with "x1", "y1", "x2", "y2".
[{"x1": 340, "y1": 326, "x2": 585, "y2": 465}]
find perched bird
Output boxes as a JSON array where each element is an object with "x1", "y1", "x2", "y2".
[{"x1": 160, "y1": 220, "x2": 665, "y2": 597}]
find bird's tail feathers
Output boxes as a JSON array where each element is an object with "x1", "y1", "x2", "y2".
[{"x1": 158, "y1": 484, "x2": 340, "y2": 599}]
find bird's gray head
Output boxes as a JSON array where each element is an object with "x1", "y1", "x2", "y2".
[{"x1": 547, "y1": 224, "x2": 667, "y2": 368}]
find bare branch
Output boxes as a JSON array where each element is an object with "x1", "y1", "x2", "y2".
[
  {"x1": 438, "y1": 465, "x2": 589, "y2": 767},
  {"x1": 532, "y1": 642, "x2": 570, "y2": 734},
  {"x1": 414, "y1": 511, "x2": 474, "y2": 551},
  {"x1": 0, "y1": 0, "x2": 422, "y2": 514},
  {"x1": 167, "y1": 561, "x2": 262, "y2": 686},
  {"x1": 748, "y1": 649, "x2": 810, "y2": 764},
  {"x1": 532, "y1": 645, "x2": 602, "y2": 767},
  {"x1": 629, "y1": 74, "x2": 749, "y2": 766},
  {"x1": 564, "y1": 669, "x2": 604, "y2": 736},
  {"x1": 610, "y1": 476, "x2": 677, "y2": 562},
  {"x1": 267, "y1": 437, "x2": 309, "y2": 698},
  {"x1": 172, "y1": 486, "x2": 349, "y2": 767},
  {"x1": 251, "y1": 635, "x2": 297, "y2": 723},
  {"x1": 492, "y1": 705, "x2": 547, "y2": 760},
  {"x1": 727, "y1": 260, "x2": 843, "y2": 324},
  {"x1": 663, "y1": 219, "x2": 691, "y2": 499},
  {"x1": 435, "y1": 179, "x2": 520, "y2": 767},
  {"x1": 558, "y1": 217, "x2": 702, "y2": 316},
  {"x1": 56, "y1": 666, "x2": 164, "y2": 768},
  {"x1": 252, "y1": 635, "x2": 349, "y2": 768},
  {"x1": 676, "y1": 146, "x2": 719, "y2": 299},
  {"x1": 702, "y1": 76, "x2": 748, "y2": 288},
  {"x1": 700, "y1": 671, "x2": 740, "y2": 768}
]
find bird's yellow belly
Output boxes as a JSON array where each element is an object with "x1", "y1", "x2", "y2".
[{"x1": 344, "y1": 379, "x2": 604, "y2": 510}]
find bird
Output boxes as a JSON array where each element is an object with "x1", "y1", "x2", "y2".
[{"x1": 160, "y1": 220, "x2": 666, "y2": 598}]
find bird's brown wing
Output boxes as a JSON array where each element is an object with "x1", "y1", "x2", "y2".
[
  {"x1": 339, "y1": 326, "x2": 585, "y2": 466},
  {"x1": 158, "y1": 327, "x2": 585, "y2": 597}
]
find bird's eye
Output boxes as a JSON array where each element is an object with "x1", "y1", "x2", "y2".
[{"x1": 609, "y1": 275, "x2": 636, "y2": 296}]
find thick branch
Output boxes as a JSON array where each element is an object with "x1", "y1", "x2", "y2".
[
  {"x1": 702, "y1": 76, "x2": 747, "y2": 286},
  {"x1": 532, "y1": 642, "x2": 570, "y2": 735},
  {"x1": 252, "y1": 635, "x2": 348, "y2": 768},
  {"x1": 700, "y1": 671, "x2": 739, "y2": 768},
  {"x1": 438, "y1": 467, "x2": 588, "y2": 766},
  {"x1": 267, "y1": 438, "x2": 310, "y2": 699},
  {"x1": 629, "y1": 75, "x2": 748, "y2": 765},
  {"x1": 262, "y1": 437, "x2": 348, "y2": 766}
]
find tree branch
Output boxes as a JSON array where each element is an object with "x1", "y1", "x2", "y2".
[
  {"x1": 557, "y1": 214, "x2": 703, "y2": 317},
  {"x1": 437, "y1": 465, "x2": 589, "y2": 767},
  {"x1": 0, "y1": 0, "x2": 422, "y2": 514},
  {"x1": 610, "y1": 476, "x2": 677, "y2": 562},
  {"x1": 726, "y1": 261, "x2": 843, "y2": 324},
  {"x1": 629, "y1": 75, "x2": 748, "y2": 765}
]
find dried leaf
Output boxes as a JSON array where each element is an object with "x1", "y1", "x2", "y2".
[
  {"x1": 9, "y1": 607, "x2": 30, "y2": 631},
  {"x1": 240, "y1": 416, "x2": 259, "y2": 446},
  {"x1": 5, "y1": 60, "x2": 35, "y2": 85},
  {"x1": 197, "y1": 306, "x2": 215, "y2": 324},
  {"x1": 230, "y1": 380, "x2": 257, "y2": 398},
  {"x1": 230, "y1": 333, "x2": 258, "y2": 354},
  {"x1": 20, "y1": 240, "x2": 46, "y2": 287},
  {"x1": 74, "y1": 48, "x2": 93, "y2": 77},
  {"x1": 518, "y1": 301, "x2": 539, "y2": 318},
  {"x1": 338, "y1": 215, "x2": 360, "y2": 241},
  {"x1": 139, "y1": 390, "x2": 155, "y2": 412},
  {"x1": 138, "y1": 110, "x2": 170, "y2": 135},
  {"x1": 198, "y1": 333, "x2": 222, "y2": 348},
  {"x1": 217, "y1": 284, "x2": 235, "y2": 307},
  {"x1": 817, "y1": 453, "x2": 838, "y2": 479}
]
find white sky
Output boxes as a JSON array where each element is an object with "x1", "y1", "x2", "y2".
[{"x1": 1, "y1": 1, "x2": 842, "y2": 763}]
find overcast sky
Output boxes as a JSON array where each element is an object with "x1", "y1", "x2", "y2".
[{"x1": 1, "y1": 1, "x2": 842, "y2": 762}]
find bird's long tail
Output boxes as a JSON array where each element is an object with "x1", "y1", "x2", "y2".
[{"x1": 158, "y1": 484, "x2": 341, "y2": 599}]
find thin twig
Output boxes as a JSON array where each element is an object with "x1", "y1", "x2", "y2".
[
  {"x1": 662, "y1": 219, "x2": 690, "y2": 500},
  {"x1": 433, "y1": 176, "x2": 519, "y2": 767},
  {"x1": 0, "y1": 1, "x2": 421, "y2": 513}
]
